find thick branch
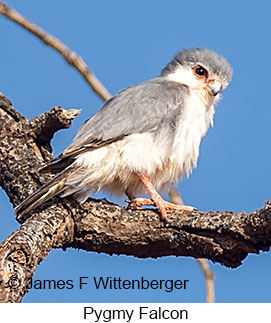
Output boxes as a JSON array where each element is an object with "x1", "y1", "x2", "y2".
[
  {"x1": 70, "y1": 198, "x2": 271, "y2": 266},
  {"x1": 0, "y1": 209, "x2": 74, "y2": 302},
  {"x1": 0, "y1": 93, "x2": 271, "y2": 302},
  {"x1": 0, "y1": 2, "x2": 111, "y2": 101}
]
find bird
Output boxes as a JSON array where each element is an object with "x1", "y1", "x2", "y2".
[{"x1": 15, "y1": 48, "x2": 232, "y2": 220}]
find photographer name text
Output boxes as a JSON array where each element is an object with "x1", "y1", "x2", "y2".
[{"x1": 28, "y1": 276, "x2": 189, "y2": 293}]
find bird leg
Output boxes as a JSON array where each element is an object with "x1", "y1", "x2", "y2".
[{"x1": 129, "y1": 173, "x2": 195, "y2": 220}]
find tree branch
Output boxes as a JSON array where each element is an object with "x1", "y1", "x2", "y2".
[
  {"x1": 0, "y1": 208, "x2": 74, "y2": 302},
  {"x1": 0, "y1": 94, "x2": 271, "y2": 302},
  {"x1": 29, "y1": 106, "x2": 81, "y2": 145},
  {"x1": 0, "y1": 2, "x2": 111, "y2": 102}
]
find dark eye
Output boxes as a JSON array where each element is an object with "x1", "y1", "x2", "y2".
[{"x1": 193, "y1": 65, "x2": 208, "y2": 78}]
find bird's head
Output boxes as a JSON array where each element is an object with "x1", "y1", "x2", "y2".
[{"x1": 161, "y1": 48, "x2": 232, "y2": 102}]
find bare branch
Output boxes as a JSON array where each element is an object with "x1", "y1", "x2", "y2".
[
  {"x1": 0, "y1": 2, "x2": 111, "y2": 102},
  {"x1": 29, "y1": 106, "x2": 81, "y2": 145},
  {"x1": 169, "y1": 188, "x2": 184, "y2": 205},
  {"x1": 1, "y1": 94, "x2": 271, "y2": 302},
  {"x1": 0, "y1": 208, "x2": 74, "y2": 302},
  {"x1": 2, "y1": 193, "x2": 271, "y2": 302},
  {"x1": 197, "y1": 258, "x2": 215, "y2": 303}
]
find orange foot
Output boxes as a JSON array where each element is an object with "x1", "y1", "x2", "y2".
[
  {"x1": 128, "y1": 197, "x2": 195, "y2": 220},
  {"x1": 126, "y1": 173, "x2": 196, "y2": 220}
]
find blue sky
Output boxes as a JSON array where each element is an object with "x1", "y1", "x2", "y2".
[{"x1": 0, "y1": 0, "x2": 271, "y2": 302}]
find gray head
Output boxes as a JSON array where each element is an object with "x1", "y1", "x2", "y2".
[{"x1": 161, "y1": 48, "x2": 232, "y2": 97}]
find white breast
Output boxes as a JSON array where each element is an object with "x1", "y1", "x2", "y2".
[{"x1": 170, "y1": 89, "x2": 215, "y2": 178}]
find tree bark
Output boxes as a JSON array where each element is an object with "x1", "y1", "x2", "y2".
[{"x1": 0, "y1": 93, "x2": 271, "y2": 302}]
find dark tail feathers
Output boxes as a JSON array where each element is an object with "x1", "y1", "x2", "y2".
[{"x1": 15, "y1": 166, "x2": 76, "y2": 218}]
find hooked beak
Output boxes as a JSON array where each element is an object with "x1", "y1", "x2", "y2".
[{"x1": 207, "y1": 80, "x2": 222, "y2": 96}]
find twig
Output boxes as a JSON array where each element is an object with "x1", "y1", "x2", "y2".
[
  {"x1": 169, "y1": 188, "x2": 215, "y2": 303},
  {"x1": 169, "y1": 188, "x2": 184, "y2": 205},
  {"x1": 196, "y1": 258, "x2": 215, "y2": 303},
  {"x1": 0, "y1": 2, "x2": 111, "y2": 102}
]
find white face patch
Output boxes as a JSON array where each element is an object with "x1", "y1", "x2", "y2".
[{"x1": 166, "y1": 65, "x2": 203, "y2": 89}]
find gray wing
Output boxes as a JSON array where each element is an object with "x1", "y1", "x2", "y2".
[
  {"x1": 63, "y1": 77, "x2": 188, "y2": 157},
  {"x1": 41, "y1": 77, "x2": 188, "y2": 173}
]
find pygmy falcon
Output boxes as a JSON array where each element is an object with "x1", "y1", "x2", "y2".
[{"x1": 15, "y1": 48, "x2": 232, "y2": 220}]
